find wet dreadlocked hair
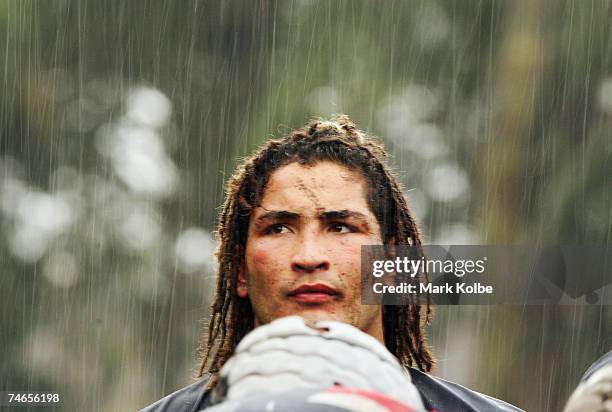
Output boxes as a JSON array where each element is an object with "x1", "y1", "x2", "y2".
[{"x1": 198, "y1": 114, "x2": 434, "y2": 385}]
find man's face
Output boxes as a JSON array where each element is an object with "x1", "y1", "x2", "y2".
[{"x1": 238, "y1": 161, "x2": 385, "y2": 342}]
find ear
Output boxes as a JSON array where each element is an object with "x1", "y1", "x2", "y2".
[{"x1": 236, "y1": 262, "x2": 248, "y2": 297}]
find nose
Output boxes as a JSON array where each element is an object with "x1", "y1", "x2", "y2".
[{"x1": 291, "y1": 231, "x2": 331, "y2": 273}]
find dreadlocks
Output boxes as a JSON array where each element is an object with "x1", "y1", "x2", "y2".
[{"x1": 198, "y1": 114, "x2": 434, "y2": 386}]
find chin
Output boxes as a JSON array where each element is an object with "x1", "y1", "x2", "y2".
[{"x1": 289, "y1": 309, "x2": 342, "y2": 324}]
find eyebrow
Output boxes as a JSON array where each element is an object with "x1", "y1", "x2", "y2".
[
  {"x1": 254, "y1": 210, "x2": 301, "y2": 223},
  {"x1": 253, "y1": 209, "x2": 372, "y2": 229},
  {"x1": 319, "y1": 210, "x2": 369, "y2": 222}
]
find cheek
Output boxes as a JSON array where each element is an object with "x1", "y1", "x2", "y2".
[
  {"x1": 332, "y1": 239, "x2": 362, "y2": 263},
  {"x1": 251, "y1": 246, "x2": 270, "y2": 265},
  {"x1": 332, "y1": 242, "x2": 364, "y2": 287},
  {"x1": 247, "y1": 240, "x2": 287, "y2": 281}
]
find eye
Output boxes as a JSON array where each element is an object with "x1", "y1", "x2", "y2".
[
  {"x1": 265, "y1": 223, "x2": 291, "y2": 234},
  {"x1": 329, "y1": 223, "x2": 354, "y2": 233}
]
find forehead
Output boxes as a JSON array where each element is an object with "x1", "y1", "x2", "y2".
[{"x1": 257, "y1": 161, "x2": 371, "y2": 214}]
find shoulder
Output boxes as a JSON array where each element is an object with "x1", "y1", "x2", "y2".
[
  {"x1": 408, "y1": 368, "x2": 524, "y2": 412},
  {"x1": 580, "y1": 351, "x2": 612, "y2": 383},
  {"x1": 139, "y1": 377, "x2": 210, "y2": 412}
]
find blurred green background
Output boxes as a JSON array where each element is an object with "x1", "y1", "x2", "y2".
[{"x1": 1, "y1": 1, "x2": 611, "y2": 410}]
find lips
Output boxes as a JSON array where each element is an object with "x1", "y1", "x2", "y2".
[{"x1": 288, "y1": 283, "x2": 339, "y2": 303}]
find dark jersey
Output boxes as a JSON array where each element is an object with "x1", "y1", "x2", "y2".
[
  {"x1": 140, "y1": 351, "x2": 612, "y2": 411},
  {"x1": 140, "y1": 368, "x2": 524, "y2": 412}
]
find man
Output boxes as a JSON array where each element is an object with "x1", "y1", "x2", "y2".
[{"x1": 142, "y1": 115, "x2": 521, "y2": 411}]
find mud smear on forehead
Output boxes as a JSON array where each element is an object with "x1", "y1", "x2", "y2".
[
  {"x1": 293, "y1": 165, "x2": 364, "y2": 211},
  {"x1": 295, "y1": 177, "x2": 322, "y2": 209}
]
